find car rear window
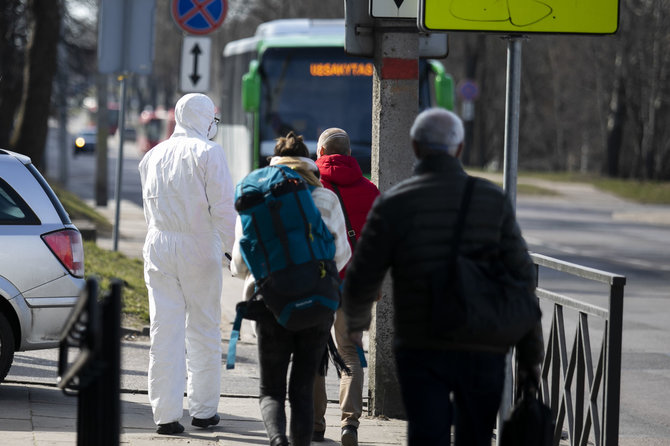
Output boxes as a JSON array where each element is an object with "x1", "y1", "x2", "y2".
[
  {"x1": 26, "y1": 164, "x2": 72, "y2": 225},
  {"x1": 0, "y1": 178, "x2": 40, "y2": 225}
]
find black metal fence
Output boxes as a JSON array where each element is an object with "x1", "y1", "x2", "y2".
[
  {"x1": 532, "y1": 253, "x2": 626, "y2": 446},
  {"x1": 57, "y1": 277, "x2": 122, "y2": 446}
]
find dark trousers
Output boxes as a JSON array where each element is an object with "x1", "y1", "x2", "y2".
[
  {"x1": 395, "y1": 348, "x2": 506, "y2": 446},
  {"x1": 256, "y1": 310, "x2": 333, "y2": 446}
]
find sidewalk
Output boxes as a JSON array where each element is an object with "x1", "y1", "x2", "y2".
[
  {"x1": 0, "y1": 382, "x2": 407, "y2": 445},
  {"x1": 89, "y1": 198, "x2": 146, "y2": 259},
  {"x1": 0, "y1": 198, "x2": 409, "y2": 446}
]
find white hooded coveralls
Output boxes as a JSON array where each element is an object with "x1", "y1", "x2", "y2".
[{"x1": 139, "y1": 93, "x2": 236, "y2": 425}]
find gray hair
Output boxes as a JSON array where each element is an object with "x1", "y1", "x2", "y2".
[
  {"x1": 410, "y1": 108, "x2": 464, "y2": 156},
  {"x1": 317, "y1": 127, "x2": 350, "y2": 156}
]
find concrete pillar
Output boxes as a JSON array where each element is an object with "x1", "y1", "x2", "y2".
[{"x1": 368, "y1": 27, "x2": 419, "y2": 419}]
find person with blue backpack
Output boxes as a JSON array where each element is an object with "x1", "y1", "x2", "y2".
[{"x1": 230, "y1": 131, "x2": 350, "y2": 446}]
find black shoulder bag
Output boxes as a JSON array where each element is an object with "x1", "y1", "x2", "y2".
[{"x1": 430, "y1": 176, "x2": 541, "y2": 349}]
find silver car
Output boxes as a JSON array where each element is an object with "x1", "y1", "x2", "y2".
[{"x1": 0, "y1": 149, "x2": 85, "y2": 382}]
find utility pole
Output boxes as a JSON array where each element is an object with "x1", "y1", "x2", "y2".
[
  {"x1": 345, "y1": 0, "x2": 447, "y2": 418},
  {"x1": 368, "y1": 25, "x2": 420, "y2": 419}
]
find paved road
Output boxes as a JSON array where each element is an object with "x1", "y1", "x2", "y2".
[{"x1": 513, "y1": 181, "x2": 670, "y2": 444}]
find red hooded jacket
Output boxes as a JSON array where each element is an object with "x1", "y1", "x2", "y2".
[{"x1": 316, "y1": 154, "x2": 380, "y2": 278}]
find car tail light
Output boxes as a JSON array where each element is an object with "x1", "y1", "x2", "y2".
[{"x1": 42, "y1": 229, "x2": 85, "y2": 277}]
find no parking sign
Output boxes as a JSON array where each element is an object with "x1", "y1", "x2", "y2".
[{"x1": 172, "y1": 0, "x2": 227, "y2": 35}]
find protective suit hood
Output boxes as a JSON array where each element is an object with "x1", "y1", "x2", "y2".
[{"x1": 171, "y1": 93, "x2": 215, "y2": 139}]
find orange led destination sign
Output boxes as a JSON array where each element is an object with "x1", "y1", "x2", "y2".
[{"x1": 310, "y1": 62, "x2": 374, "y2": 77}]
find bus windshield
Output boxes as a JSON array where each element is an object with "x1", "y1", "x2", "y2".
[
  {"x1": 258, "y1": 46, "x2": 433, "y2": 173},
  {"x1": 259, "y1": 47, "x2": 374, "y2": 170}
]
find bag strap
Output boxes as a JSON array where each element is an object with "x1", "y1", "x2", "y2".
[
  {"x1": 329, "y1": 184, "x2": 368, "y2": 369},
  {"x1": 450, "y1": 176, "x2": 477, "y2": 261},
  {"x1": 330, "y1": 184, "x2": 357, "y2": 249},
  {"x1": 226, "y1": 304, "x2": 246, "y2": 370}
]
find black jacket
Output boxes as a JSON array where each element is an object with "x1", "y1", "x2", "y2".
[{"x1": 342, "y1": 152, "x2": 543, "y2": 365}]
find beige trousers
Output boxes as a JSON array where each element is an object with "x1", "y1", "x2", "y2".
[{"x1": 313, "y1": 307, "x2": 364, "y2": 432}]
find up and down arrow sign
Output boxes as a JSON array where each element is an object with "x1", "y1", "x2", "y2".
[
  {"x1": 189, "y1": 43, "x2": 202, "y2": 85},
  {"x1": 180, "y1": 36, "x2": 211, "y2": 93}
]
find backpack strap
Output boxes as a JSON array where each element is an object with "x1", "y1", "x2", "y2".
[
  {"x1": 356, "y1": 345, "x2": 368, "y2": 368},
  {"x1": 330, "y1": 183, "x2": 368, "y2": 368},
  {"x1": 331, "y1": 184, "x2": 357, "y2": 250},
  {"x1": 330, "y1": 184, "x2": 368, "y2": 368},
  {"x1": 225, "y1": 304, "x2": 246, "y2": 370}
]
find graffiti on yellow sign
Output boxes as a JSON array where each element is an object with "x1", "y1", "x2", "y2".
[{"x1": 420, "y1": 0, "x2": 619, "y2": 34}]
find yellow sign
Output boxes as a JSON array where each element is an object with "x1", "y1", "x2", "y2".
[
  {"x1": 419, "y1": 0, "x2": 619, "y2": 34},
  {"x1": 310, "y1": 63, "x2": 374, "y2": 77}
]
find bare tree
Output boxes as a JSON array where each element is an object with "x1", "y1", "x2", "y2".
[
  {"x1": 0, "y1": 0, "x2": 28, "y2": 148},
  {"x1": 9, "y1": 0, "x2": 61, "y2": 171},
  {"x1": 605, "y1": 54, "x2": 626, "y2": 177},
  {"x1": 600, "y1": 0, "x2": 670, "y2": 179},
  {"x1": 444, "y1": 0, "x2": 670, "y2": 180}
]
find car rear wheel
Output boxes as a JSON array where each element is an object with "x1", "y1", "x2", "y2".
[{"x1": 0, "y1": 312, "x2": 15, "y2": 382}]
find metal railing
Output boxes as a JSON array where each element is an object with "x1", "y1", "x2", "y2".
[
  {"x1": 57, "y1": 277, "x2": 122, "y2": 446},
  {"x1": 532, "y1": 253, "x2": 626, "y2": 446}
]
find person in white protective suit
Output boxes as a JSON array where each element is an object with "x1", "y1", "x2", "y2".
[{"x1": 139, "y1": 93, "x2": 237, "y2": 435}]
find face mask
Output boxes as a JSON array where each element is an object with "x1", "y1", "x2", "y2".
[{"x1": 207, "y1": 120, "x2": 218, "y2": 140}]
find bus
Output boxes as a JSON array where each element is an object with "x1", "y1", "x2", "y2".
[{"x1": 220, "y1": 18, "x2": 454, "y2": 184}]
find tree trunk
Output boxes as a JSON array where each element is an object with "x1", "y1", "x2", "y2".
[
  {"x1": 547, "y1": 45, "x2": 565, "y2": 170},
  {"x1": 0, "y1": 0, "x2": 26, "y2": 148},
  {"x1": 10, "y1": 0, "x2": 61, "y2": 172},
  {"x1": 472, "y1": 34, "x2": 488, "y2": 168},
  {"x1": 460, "y1": 36, "x2": 479, "y2": 167},
  {"x1": 640, "y1": 0, "x2": 662, "y2": 180},
  {"x1": 95, "y1": 73, "x2": 109, "y2": 206},
  {"x1": 605, "y1": 76, "x2": 626, "y2": 177}
]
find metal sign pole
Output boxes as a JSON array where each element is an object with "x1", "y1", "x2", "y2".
[
  {"x1": 503, "y1": 36, "x2": 522, "y2": 206},
  {"x1": 497, "y1": 35, "x2": 523, "y2": 445}
]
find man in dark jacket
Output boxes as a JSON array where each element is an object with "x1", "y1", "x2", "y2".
[
  {"x1": 312, "y1": 128, "x2": 380, "y2": 446},
  {"x1": 342, "y1": 108, "x2": 544, "y2": 446}
]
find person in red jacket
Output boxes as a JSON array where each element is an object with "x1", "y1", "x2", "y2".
[{"x1": 312, "y1": 128, "x2": 380, "y2": 446}]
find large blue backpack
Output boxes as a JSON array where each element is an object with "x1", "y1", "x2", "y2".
[{"x1": 234, "y1": 165, "x2": 340, "y2": 331}]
